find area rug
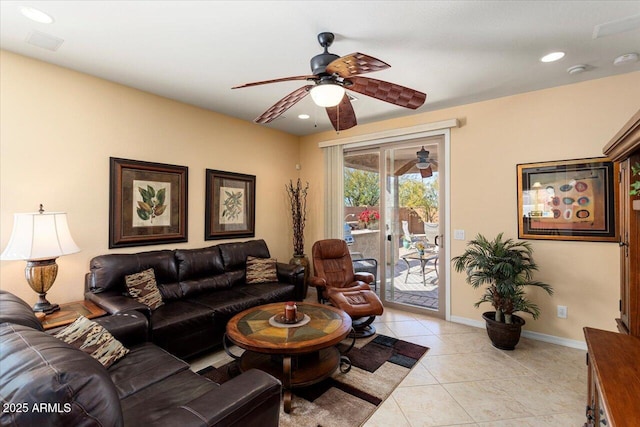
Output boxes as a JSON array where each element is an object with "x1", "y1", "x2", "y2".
[{"x1": 197, "y1": 334, "x2": 428, "y2": 427}]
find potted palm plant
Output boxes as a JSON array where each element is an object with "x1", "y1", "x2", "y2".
[{"x1": 452, "y1": 233, "x2": 553, "y2": 350}]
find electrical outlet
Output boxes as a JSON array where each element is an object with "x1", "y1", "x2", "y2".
[
  {"x1": 454, "y1": 229, "x2": 465, "y2": 240},
  {"x1": 557, "y1": 305, "x2": 568, "y2": 319}
]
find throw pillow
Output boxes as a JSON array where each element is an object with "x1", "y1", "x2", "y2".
[
  {"x1": 54, "y1": 315, "x2": 129, "y2": 368},
  {"x1": 124, "y1": 268, "x2": 164, "y2": 310},
  {"x1": 246, "y1": 256, "x2": 278, "y2": 284}
]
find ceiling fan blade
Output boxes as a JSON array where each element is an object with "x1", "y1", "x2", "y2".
[
  {"x1": 348, "y1": 76, "x2": 426, "y2": 109},
  {"x1": 395, "y1": 159, "x2": 417, "y2": 176},
  {"x1": 254, "y1": 85, "x2": 312, "y2": 124},
  {"x1": 420, "y1": 166, "x2": 433, "y2": 178},
  {"x1": 325, "y1": 94, "x2": 357, "y2": 131},
  {"x1": 325, "y1": 52, "x2": 391, "y2": 77},
  {"x1": 233, "y1": 75, "x2": 317, "y2": 89}
]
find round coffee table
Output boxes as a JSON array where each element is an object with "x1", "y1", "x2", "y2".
[{"x1": 225, "y1": 302, "x2": 352, "y2": 413}]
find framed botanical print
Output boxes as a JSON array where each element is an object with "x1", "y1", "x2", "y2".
[
  {"x1": 109, "y1": 157, "x2": 188, "y2": 248},
  {"x1": 205, "y1": 169, "x2": 256, "y2": 240},
  {"x1": 517, "y1": 157, "x2": 617, "y2": 242}
]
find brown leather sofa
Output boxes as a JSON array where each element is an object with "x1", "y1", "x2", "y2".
[
  {"x1": 0, "y1": 290, "x2": 282, "y2": 427},
  {"x1": 85, "y1": 239, "x2": 305, "y2": 359}
]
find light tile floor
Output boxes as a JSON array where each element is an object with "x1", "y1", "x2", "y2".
[
  {"x1": 363, "y1": 307, "x2": 587, "y2": 427},
  {"x1": 190, "y1": 305, "x2": 587, "y2": 427}
]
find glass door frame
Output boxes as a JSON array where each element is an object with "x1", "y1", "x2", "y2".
[{"x1": 341, "y1": 128, "x2": 452, "y2": 320}]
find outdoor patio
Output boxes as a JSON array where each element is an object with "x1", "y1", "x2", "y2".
[{"x1": 360, "y1": 246, "x2": 440, "y2": 311}]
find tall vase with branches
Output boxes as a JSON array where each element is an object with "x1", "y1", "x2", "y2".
[{"x1": 286, "y1": 179, "x2": 310, "y2": 290}]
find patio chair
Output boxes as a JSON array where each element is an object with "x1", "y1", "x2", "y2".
[{"x1": 402, "y1": 220, "x2": 422, "y2": 247}]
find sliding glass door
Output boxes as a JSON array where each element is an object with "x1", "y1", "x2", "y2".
[{"x1": 343, "y1": 136, "x2": 446, "y2": 317}]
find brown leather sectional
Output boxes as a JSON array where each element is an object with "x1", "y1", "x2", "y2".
[
  {"x1": 85, "y1": 239, "x2": 306, "y2": 359},
  {"x1": 0, "y1": 290, "x2": 282, "y2": 427}
]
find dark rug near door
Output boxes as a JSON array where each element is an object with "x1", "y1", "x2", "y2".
[{"x1": 197, "y1": 334, "x2": 428, "y2": 427}]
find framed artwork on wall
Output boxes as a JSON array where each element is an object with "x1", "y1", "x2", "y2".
[
  {"x1": 517, "y1": 157, "x2": 617, "y2": 242},
  {"x1": 205, "y1": 169, "x2": 256, "y2": 240},
  {"x1": 109, "y1": 157, "x2": 188, "y2": 248}
]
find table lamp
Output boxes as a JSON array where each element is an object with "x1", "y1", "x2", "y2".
[{"x1": 1, "y1": 204, "x2": 80, "y2": 313}]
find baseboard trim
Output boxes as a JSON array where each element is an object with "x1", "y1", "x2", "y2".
[{"x1": 449, "y1": 315, "x2": 587, "y2": 351}]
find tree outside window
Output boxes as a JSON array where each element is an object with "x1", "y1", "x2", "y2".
[{"x1": 344, "y1": 168, "x2": 380, "y2": 207}]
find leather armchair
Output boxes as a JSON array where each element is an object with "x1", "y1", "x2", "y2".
[{"x1": 311, "y1": 239, "x2": 383, "y2": 337}]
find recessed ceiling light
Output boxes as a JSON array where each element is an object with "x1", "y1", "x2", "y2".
[
  {"x1": 540, "y1": 51, "x2": 565, "y2": 63},
  {"x1": 20, "y1": 6, "x2": 54, "y2": 24},
  {"x1": 298, "y1": 114, "x2": 310, "y2": 120}
]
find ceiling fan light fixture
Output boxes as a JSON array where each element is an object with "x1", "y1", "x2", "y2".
[
  {"x1": 416, "y1": 160, "x2": 430, "y2": 169},
  {"x1": 310, "y1": 83, "x2": 345, "y2": 107}
]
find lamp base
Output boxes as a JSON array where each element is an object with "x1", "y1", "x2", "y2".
[
  {"x1": 25, "y1": 259, "x2": 60, "y2": 315},
  {"x1": 33, "y1": 296, "x2": 59, "y2": 314}
]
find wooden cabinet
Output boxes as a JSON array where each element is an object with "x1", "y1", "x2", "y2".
[
  {"x1": 603, "y1": 109, "x2": 640, "y2": 336},
  {"x1": 583, "y1": 327, "x2": 640, "y2": 427}
]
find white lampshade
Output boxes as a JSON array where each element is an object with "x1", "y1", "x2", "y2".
[
  {"x1": 416, "y1": 161, "x2": 430, "y2": 169},
  {"x1": 1, "y1": 211, "x2": 80, "y2": 261},
  {"x1": 310, "y1": 83, "x2": 345, "y2": 107}
]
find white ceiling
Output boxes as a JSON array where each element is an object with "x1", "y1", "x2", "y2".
[{"x1": 1, "y1": 1, "x2": 639, "y2": 136}]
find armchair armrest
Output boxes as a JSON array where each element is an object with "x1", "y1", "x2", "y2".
[
  {"x1": 276, "y1": 262, "x2": 306, "y2": 301},
  {"x1": 84, "y1": 291, "x2": 151, "y2": 318},
  {"x1": 161, "y1": 369, "x2": 281, "y2": 427},
  {"x1": 309, "y1": 276, "x2": 326, "y2": 288},
  {"x1": 354, "y1": 272, "x2": 375, "y2": 284}
]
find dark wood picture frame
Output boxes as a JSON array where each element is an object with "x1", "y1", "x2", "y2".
[
  {"x1": 205, "y1": 169, "x2": 256, "y2": 240},
  {"x1": 109, "y1": 157, "x2": 188, "y2": 248},
  {"x1": 517, "y1": 157, "x2": 618, "y2": 242}
]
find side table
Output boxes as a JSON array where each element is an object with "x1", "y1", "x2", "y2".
[{"x1": 40, "y1": 300, "x2": 107, "y2": 331}]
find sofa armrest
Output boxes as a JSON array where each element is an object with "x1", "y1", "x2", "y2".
[
  {"x1": 85, "y1": 291, "x2": 151, "y2": 318},
  {"x1": 160, "y1": 369, "x2": 281, "y2": 427},
  {"x1": 94, "y1": 311, "x2": 149, "y2": 346},
  {"x1": 276, "y1": 262, "x2": 306, "y2": 301}
]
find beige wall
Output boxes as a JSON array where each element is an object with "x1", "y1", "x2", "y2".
[
  {"x1": 2, "y1": 48, "x2": 638, "y2": 343},
  {"x1": 0, "y1": 50, "x2": 300, "y2": 305},
  {"x1": 300, "y1": 71, "x2": 640, "y2": 342}
]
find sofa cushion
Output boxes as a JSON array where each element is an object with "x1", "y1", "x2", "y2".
[
  {"x1": 120, "y1": 369, "x2": 219, "y2": 426},
  {"x1": 88, "y1": 250, "x2": 178, "y2": 294},
  {"x1": 219, "y1": 239, "x2": 271, "y2": 274},
  {"x1": 125, "y1": 268, "x2": 164, "y2": 310},
  {"x1": 0, "y1": 323, "x2": 123, "y2": 427},
  {"x1": 54, "y1": 315, "x2": 129, "y2": 368},
  {"x1": 149, "y1": 301, "x2": 216, "y2": 357},
  {"x1": 239, "y1": 283, "x2": 296, "y2": 304},
  {"x1": 175, "y1": 246, "x2": 225, "y2": 281},
  {"x1": 108, "y1": 342, "x2": 189, "y2": 399},
  {"x1": 188, "y1": 289, "x2": 264, "y2": 318},
  {"x1": 180, "y1": 275, "x2": 232, "y2": 298},
  {"x1": 0, "y1": 290, "x2": 44, "y2": 331},
  {"x1": 246, "y1": 256, "x2": 278, "y2": 284}
]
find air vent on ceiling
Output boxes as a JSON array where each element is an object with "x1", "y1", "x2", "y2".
[
  {"x1": 26, "y1": 31, "x2": 64, "y2": 51},
  {"x1": 593, "y1": 14, "x2": 640, "y2": 39}
]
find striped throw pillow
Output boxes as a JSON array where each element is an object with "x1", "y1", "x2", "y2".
[
  {"x1": 125, "y1": 268, "x2": 164, "y2": 310},
  {"x1": 54, "y1": 315, "x2": 129, "y2": 368},
  {"x1": 246, "y1": 256, "x2": 278, "y2": 284}
]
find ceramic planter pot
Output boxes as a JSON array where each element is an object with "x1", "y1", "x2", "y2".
[{"x1": 482, "y1": 311, "x2": 525, "y2": 350}]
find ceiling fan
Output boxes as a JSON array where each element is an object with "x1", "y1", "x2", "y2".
[
  {"x1": 233, "y1": 32, "x2": 427, "y2": 131},
  {"x1": 394, "y1": 146, "x2": 437, "y2": 178}
]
